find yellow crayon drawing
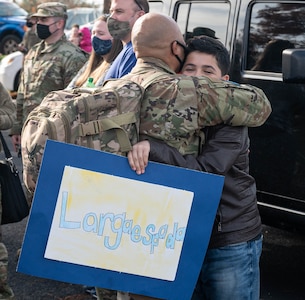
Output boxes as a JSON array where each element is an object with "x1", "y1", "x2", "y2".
[{"x1": 44, "y1": 166, "x2": 194, "y2": 281}]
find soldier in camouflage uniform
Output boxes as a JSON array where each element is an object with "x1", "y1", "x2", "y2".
[
  {"x1": 18, "y1": 15, "x2": 41, "y2": 54},
  {"x1": 0, "y1": 82, "x2": 16, "y2": 299},
  {"x1": 128, "y1": 32, "x2": 268, "y2": 300},
  {"x1": 124, "y1": 12, "x2": 271, "y2": 159},
  {"x1": 10, "y1": 2, "x2": 88, "y2": 151}
]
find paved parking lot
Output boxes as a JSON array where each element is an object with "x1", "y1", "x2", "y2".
[
  {"x1": 1, "y1": 130, "x2": 305, "y2": 299},
  {"x1": 260, "y1": 225, "x2": 305, "y2": 300}
]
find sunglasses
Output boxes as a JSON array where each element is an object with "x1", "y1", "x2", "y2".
[{"x1": 134, "y1": 0, "x2": 144, "y2": 11}]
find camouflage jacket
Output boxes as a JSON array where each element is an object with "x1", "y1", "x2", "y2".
[
  {"x1": 10, "y1": 35, "x2": 88, "y2": 135},
  {"x1": 0, "y1": 82, "x2": 16, "y2": 152},
  {"x1": 0, "y1": 82, "x2": 16, "y2": 130},
  {"x1": 127, "y1": 57, "x2": 272, "y2": 155},
  {"x1": 21, "y1": 28, "x2": 41, "y2": 52}
]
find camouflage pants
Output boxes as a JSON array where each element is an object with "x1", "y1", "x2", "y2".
[
  {"x1": 0, "y1": 187, "x2": 14, "y2": 300},
  {"x1": 95, "y1": 288, "x2": 118, "y2": 300},
  {"x1": 0, "y1": 240, "x2": 14, "y2": 299}
]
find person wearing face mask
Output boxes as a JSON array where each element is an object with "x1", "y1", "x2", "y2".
[
  {"x1": 10, "y1": 2, "x2": 88, "y2": 154},
  {"x1": 18, "y1": 14, "x2": 41, "y2": 54},
  {"x1": 128, "y1": 35, "x2": 263, "y2": 300},
  {"x1": 66, "y1": 15, "x2": 123, "y2": 89},
  {"x1": 79, "y1": 26, "x2": 93, "y2": 53},
  {"x1": 95, "y1": 12, "x2": 270, "y2": 300},
  {"x1": 98, "y1": 0, "x2": 149, "y2": 84},
  {"x1": 123, "y1": 12, "x2": 270, "y2": 160}
]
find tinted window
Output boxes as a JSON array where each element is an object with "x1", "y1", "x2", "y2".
[
  {"x1": 174, "y1": 1, "x2": 230, "y2": 45},
  {"x1": 247, "y1": 3, "x2": 305, "y2": 72},
  {"x1": 243, "y1": 2, "x2": 305, "y2": 200}
]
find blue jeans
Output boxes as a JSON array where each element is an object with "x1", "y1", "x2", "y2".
[{"x1": 191, "y1": 235, "x2": 263, "y2": 300}]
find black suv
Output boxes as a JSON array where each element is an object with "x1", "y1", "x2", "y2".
[
  {"x1": 148, "y1": 0, "x2": 305, "y2": 232},
  {"x1": 0, "y1": 0, "x2": 27, "y2": 54}
]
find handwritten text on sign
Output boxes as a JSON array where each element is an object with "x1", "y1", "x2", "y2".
[{"x1": 44, "y1": 166, "x2": 194, "y2": 281}]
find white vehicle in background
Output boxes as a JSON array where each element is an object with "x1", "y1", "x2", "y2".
[
  {"x1": 0, "y1": 50, "x2": 23, "y2": 91},
  {"x1": 65, "y1": 7, "x2": 102, "y2": 37}
]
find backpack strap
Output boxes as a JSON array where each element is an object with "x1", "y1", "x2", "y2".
[
  {"x1": 124, "y1": 71, "x2": 169, "y2": 90},
  {"x1": 75, "y1": 72, "x2": 167, "y2": 152},
  {"x1": 139, "y1": 72, "x2": 169, "y2": 89},
  {"x1": 78, "y1": 112, "x2": 137, "y2": 152}
]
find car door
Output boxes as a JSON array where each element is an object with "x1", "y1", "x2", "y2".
[
  {"x1": 161, "y1": 0, "x2": 305, "y2": 230},
  {"x1": 231, "y1": 1, "x2": 305, "y2": 229}
]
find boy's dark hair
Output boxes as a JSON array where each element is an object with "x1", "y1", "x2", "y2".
[{"x1": 186, "y1": 35, "x2": 230, "y2": 76}]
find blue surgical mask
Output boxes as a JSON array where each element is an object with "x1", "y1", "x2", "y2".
[{"x1": 91, "y1": 36, "x2": 112, "y2": 55}]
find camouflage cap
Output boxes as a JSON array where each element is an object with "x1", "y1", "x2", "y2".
[{"x1": 32, "y1": 2, "x2": 67, "y2": 18}]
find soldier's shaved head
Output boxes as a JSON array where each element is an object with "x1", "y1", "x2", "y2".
[{"x1": 131, "y1": 12, "x2": 186, "y2": 72}]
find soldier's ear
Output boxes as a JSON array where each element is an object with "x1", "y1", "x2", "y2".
[
  {"x1": 170, "y1": 40, "x2": 178, "y2": 55},
  {"x1": 56, "y1": 18, "x2": 65, "y2": 28}
]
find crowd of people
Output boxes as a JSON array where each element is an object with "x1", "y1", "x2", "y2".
[{"x1": 0, "y1": 0, "x2": 272, "y2": 300}]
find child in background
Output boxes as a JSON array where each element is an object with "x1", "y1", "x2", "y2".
[
  {"x1": 79, "y1": 27, "x2": 92, "y2": 53},
  {"x1": 69, "y1": 24, "x2": 81, "y2": 46}
]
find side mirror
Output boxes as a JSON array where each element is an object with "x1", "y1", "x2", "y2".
[{"x1": 282, "y1": 49, "x2": 305, "y2": 83}]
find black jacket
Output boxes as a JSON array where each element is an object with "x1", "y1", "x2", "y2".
[{"x1": 148, "y1": 125, "x2": 262, "y2": 248}]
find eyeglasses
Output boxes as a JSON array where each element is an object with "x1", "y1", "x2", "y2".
[{"x1": 134, "y1": 0, "x2": 144, "y2": 11}]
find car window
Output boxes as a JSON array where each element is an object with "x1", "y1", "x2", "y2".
[
  {"x1": 0, "y1": 1, "x2": 27, "y2": 17},
  {"x1": 148, "y1": 0, "x2": 164, "y2": 12},
  {"x1": 66, "y1": 8, "x2": 103, "y2": 30},
  {"x1": 173, "y1": 1, "x2": 231, "y2": 45},
  {"x1": 246, "y1": 2, "x2": 305, "y2": 72}
]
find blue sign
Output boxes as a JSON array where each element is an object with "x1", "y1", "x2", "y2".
[{"x1": 18, "y1": 140, "x2": 224, "y2": 300}]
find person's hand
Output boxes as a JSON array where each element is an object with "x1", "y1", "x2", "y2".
[
  {"x1": 128, "y1": 140, "x2": 150, "y2": 175},
  {"x1": 11, "y1": 134, "x2": 21, "y2": 153},
  {"x1": 17, "y1": 44, "x2": 27, "y2": 54}
]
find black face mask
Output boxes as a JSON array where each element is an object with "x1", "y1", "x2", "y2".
[
  {"x1": 26, "y1": 21, "x2": 34, "y2": 28},
  {"x1": 36, "y1": 22, "x2": 57, "y2": 40},
  {"x1": 172, "y1": 40, "x2": 187, "y2": 72}
]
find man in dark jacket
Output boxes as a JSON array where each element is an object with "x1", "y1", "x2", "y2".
[{"x1": 128, "y1": 35, "x2": 263, "y2": 300}]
